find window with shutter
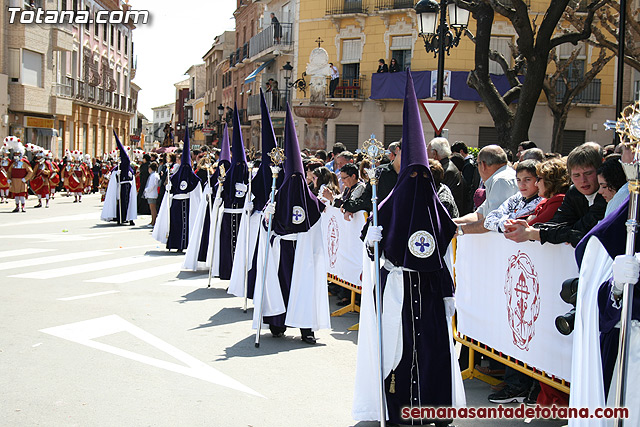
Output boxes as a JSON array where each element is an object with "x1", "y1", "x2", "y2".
[
  {"x1": 489, "y1": 36, "x2": 512, "y2": 75},
  {"x1": 342, "y1": 39, "x2": 362, "y2": 64}
]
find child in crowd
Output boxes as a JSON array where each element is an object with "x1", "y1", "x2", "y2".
[
  {"x1": 144, "y1": 162, "x2": 160, "y2": 227},
  {"x1": 483, "y1": 159, "x2": 542, "y2": 232}
]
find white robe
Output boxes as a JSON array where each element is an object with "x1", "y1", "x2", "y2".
[
  {"x1": 152, "y1": 182, "x2": 203, "y2": 246},
  {"x1": 228, "y1": 210, "x2": 262, "y2": 297},
  {"x1": 100, "y1": 170, "x2": 137, "y2": 222},
  {"x1": 352, "y1": 243, "x2": 465, "y2": 421},
  {"x1": 569, "y1": 237, "x2": 640, "y2": 427},
  {"x1": 251, "y1": 220, "x2": 330, "y2": 331},
  {"x1": 182, "y1": 182, "x2": 223, "y2": 271}
]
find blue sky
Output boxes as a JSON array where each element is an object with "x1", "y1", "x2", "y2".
[{"x1": 132, "y1": 0, "x2": 236, "y2": 120}]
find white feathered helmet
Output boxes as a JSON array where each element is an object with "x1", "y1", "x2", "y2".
[
  {"x1": 5, "y1": 136, "x2": 25, "y2": 157},
  {"x1": 83, "y1": 153, "x2": 92, "y2": 167},
  {"x1": 46, "y1": 150, "x2": 53, "y2": 160},
  {"x1": 71, "y1": 150, "x2": 83, "y2": 161}
]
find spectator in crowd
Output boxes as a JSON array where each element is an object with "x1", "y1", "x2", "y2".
[
  {"x1": 326, "y1": 142, "x2": 346, "y2": 173},
  {"x1": 314, "y1": 150, "x2": 327, "y2": 162},
  {"x1": 450, "y1": 141, "x2": 481, "y2": 215},
  {"x1": 603, "y1": 144, "x2": 615, "y2": 157},
  {"x1": 304, "y1": 158, "x2": 324, "y2": 187},
  {"x1": 137, "y1": 153, "x2": 151, "y2": 215},
  {"x1": 144, "y1": 162, "x2": 160, "y2": 227},
  {"x1": 454, "y1": 145, "x2": 518, "y2": 235},
  {"x1": 355, "y1": 140, "x2": 402, "y2": 213},
  {"x1": 329, "y1": 63, "x2": 339, "y2": 97},
  {"x1": 358, "y1": 159, "x2": 371, "y2": 182},
  {"x1": 597, "y1": 155, "x2": 627, "y2": 205},
  {"x1": 526, "y1": 157, "x2": 570, "y2": 226},
  {"x1": 428, "y1": 137, "x2": 465, "y2": 215},
  {"x1": 504, "y1": 143, "x2": 606, "y2": 247},
  {"x1": 389, "y1": 58, "x2": 400, "y2": 73},
  {"x1": 334, "y1": 151, "x2": 354, "y2": 191},
  {"x1": 377, "y1": 59, "x2": 388, "y2": 73},
  {"x1": 312, "y1": 166, "x2": 340, "y2": 199},
  {"x1": 521, "y1": 148, "x2": 545, "y2": 162},
  {"x1": 483, "y1": 160, "x2": 542, "y2": 233},
  {"x1": 604, "y1": 146, "x2": 632, "y2": 216},
  {"x1": 335, "y1": 163, "x2": 366, "y2": 213},
  {"x1": 429, "y1": 159, "x2": 459, "y2": 218},
  {"x1": 517, "y1": 140, "x2": 537, "y2": 161}
]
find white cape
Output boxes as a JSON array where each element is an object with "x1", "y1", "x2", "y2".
[
  {"x1": 352, "y1": 243, "x2": 465, "y2": 421},
  {"x1": 569, "y1": 238, "x2": 640, "y2": 427},
  {"x1": 182, "y1": 183, "x2": 223, "y2": 271},
  {"x1": 252, "y1": 220, "x2": 330, "y2": 331},
  {"x1": 100, "y1": 171, "x2": 137, "y2": 222},
  {"x1": 152, "y1": 183, "x2": 203, "y2": 245}
]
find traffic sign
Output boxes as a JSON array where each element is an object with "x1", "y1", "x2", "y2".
[{"x1": 419, "y1": 100, "x2": 459, "y2": 135}]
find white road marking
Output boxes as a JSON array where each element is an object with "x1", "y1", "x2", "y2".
[
  {"x1": 0, "y1": 248, "x2": 54, "y2": 258},
  {"x1": 11, "y1": 255, "x2": 157, "y2": 279},
  {"x1": 40, "y1": 315, "x2": 263, "y2": 397},
  {"x1": 0, "y1": 212, "x2": 99, "y2": 227},
  {"x1": 2, "y1": 229, "x2": 143, "y2": 243},
  {"x1": 57, "y1": 290, "x2": 121, "y2": 301},
  {"x1": 0, "y1": 251, "x2": 109, "y2": 272},
  {"x1": 86, "y1": 263, "x2": 183, "y2": 284}
]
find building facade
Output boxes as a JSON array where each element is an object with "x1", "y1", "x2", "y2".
[
  {"x1": 151, "y1": 102, "x2": 174, "y2": 144},
  {"x1": 291, "y1": 0, "x2": 620, "y2": 154},
  {"x1": 203, "y1": 30, "x2": 235, "y2": 144}
]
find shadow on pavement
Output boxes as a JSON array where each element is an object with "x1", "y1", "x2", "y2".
[
  {"x1": 144, "y1": 250, "x2": 184, "y2": 257},
  {"x1": 217, "y1": 331, "x2": 326, "y2": 360},
  {"x1": 190, "y1": 306, "x2": 253, "y2": 330},
  {"x1": 177, "y1": 287, "x2": 233, "y2": 303}
]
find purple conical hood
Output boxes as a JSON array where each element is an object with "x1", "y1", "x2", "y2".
[
  {"x1": 400, "y1": 69, "x2": 429, "y2": 172},
  {"x1": 231, "y1": 102, "x2": 247, "y2": 164},
  {"x1": 113, "y1": 130, "x2": 132, "y2": 179},
  {"x1": 284, "y1": 103, "x2": 304, "y2": 178},
  {"x1": 252, "y1": 89, "x2": 283, "y2": 211},
  {"x1": 182, "y1": 124, "x2": 192, "y2": 166},
  {"x1": 219, "y1": 122, "x2": 231, "y2": 163}
]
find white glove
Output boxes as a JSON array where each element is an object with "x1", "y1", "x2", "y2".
[
  {"x1": 235, "y1": 182, "x2": 248, "y2": 197},
  {"x1": 443, "y1": 297, "x2": 456, "y2": 318},
  {"x1": 612, "y1": 254, "x2": 640, "y2": 295},
  {"x1": 365, "y1": 225, "x2": 383, "y2": 246},
  {"x1": 245, "y1": 201, "x2": 254, "y2": 212},
  {"x1": 21, "y1": 178, "x2": 26, "y2": 183},
  {"x1": 7, "y1": 179, "x2": 11, "y2": 184},
  {"x1": 264, "y1": 202, "x2": 276, "y2": 216}
]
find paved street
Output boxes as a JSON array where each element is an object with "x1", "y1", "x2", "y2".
[{"x1": 0, "y1": 194, "x2": 567, "y2": 427}]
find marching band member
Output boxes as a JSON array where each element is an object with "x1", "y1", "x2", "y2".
[
  {"x1": 5, "y1": 136, "x2": 33, "y2": 213},
  {"x1": 0, "y1": 144, "x2": 10, "y2": 203},
  {"x1": 47, "y1": 151, "x2": 60, "y2": 201},
  {"x1": 66, "y1": 151, "x2": 87, "y2": 203},
  {"x1": 29, "y1": 148, "x2": 55, "y2": 208}
]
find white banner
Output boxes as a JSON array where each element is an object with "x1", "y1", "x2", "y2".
[
  {"x1": 454, "y1": 233, "x2": 578, "y2": 381},
  {"x1": 320, "y1": 206, "x2": 366, "y2": 287}
]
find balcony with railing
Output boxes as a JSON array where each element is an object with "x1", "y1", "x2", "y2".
[
  {"x1": 247, "y1": 91, "x2": 290, "y2": 117},
  {"x1": 374, "y1": 0, "x2": 415, "y2": 10},
  {"x1": 327, "y1": 75, "x2": 367, "y2": 100},
  {"x1": 556, "y1": 78, "x2": 601, "y2": 104},
  {"x1": 249, "y1": 23, "x2": 294, "y2": 60},
  {"x1": 326, "y1": 0, "x2": 368, "y2": 14}
]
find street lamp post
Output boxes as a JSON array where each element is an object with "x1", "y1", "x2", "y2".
[
  {"x1": 415, "y1": 0, "x2": 470, "y2": 101},
  {"x1": 176, "y1": 123, "x2": 182, "y2": 146},
  {"x1": 217, "y1": 104, "x2": 224, "y2": 144},
  {"x1": 283, "y1": 61, "x2": 293, "y2": 106}
]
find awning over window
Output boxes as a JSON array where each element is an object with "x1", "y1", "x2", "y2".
[{"x1": 244, "y1": 59, "x2": 275, "y2": 84}]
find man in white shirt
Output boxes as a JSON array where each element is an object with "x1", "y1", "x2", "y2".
[
  {"x1": 453, "y1": 145, "x2": 518, "y2": 235},
  {"x1": 329, "y1": 63, "x2": 339, "y2": 97}
]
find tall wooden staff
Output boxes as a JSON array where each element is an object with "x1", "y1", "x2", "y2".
[
  {"x1": 607, "y1": 101, "x2": 640, "y2": 427},
  {"x1": 207, "y1": 164, "x2": 226, "y2": 288},
  {"x1": 361, "y1": 135, "x2": 387, "y2": 427},
  {"x1": 243, "y1": 164, "x2": 253, "y2": 313},
  {"x1": 255, "y1": 147, "x2": 285, "y2": 348}
]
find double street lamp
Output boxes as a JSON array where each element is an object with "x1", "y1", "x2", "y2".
[
  {"x1": 217, "y1": 104, "x2": 225, "y2": 144},
  {"x1": 415, "y1": 0, "x2": 470, "y2": 100}
]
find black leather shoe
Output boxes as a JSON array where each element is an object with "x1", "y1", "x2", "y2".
[{"x1": 301, "y1": 329, "x2": 316, "y2": 345}]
